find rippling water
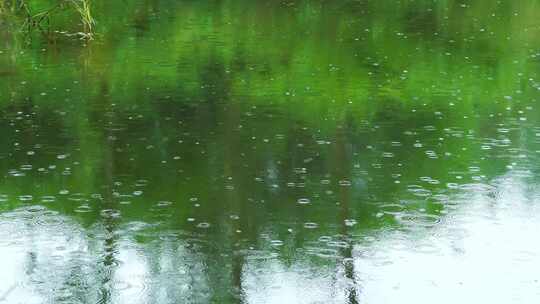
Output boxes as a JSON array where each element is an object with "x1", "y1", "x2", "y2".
[{"x1": 1, "y1": 0, "x2": 540, "y2": 303}]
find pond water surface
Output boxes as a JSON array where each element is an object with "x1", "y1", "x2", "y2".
[{"x1": 1, "y1": 1, "x2": 540, "y2": 303}]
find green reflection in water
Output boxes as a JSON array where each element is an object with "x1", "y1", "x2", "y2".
[{"x1": 1, "y1": 0, "x2": 540, "y2": 303}]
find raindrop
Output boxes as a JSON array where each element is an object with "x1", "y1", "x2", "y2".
[
  {"x1": 135, "y1": 179, "x2": 149, "y2": 187},
  {"x1": 41, "y1": 195, "x2": 56, "y2": 203},
  {"x1": 75, "y1": 205, "x2": 92, "y2": 213},
  {"x1": 303, "y1": 222, "x2": 319, "y2": 229},
  {"x1": 344, "y1": 219, "x2": 357, "y2": 227},
  {"x1": 297, "y1": 198, "x2": 311, "y2": 205},
  {"x1": 294, "y1": 167, "x2": 307, "y2": 174},
  {"x1": 380, "y1": 203, "x2": 405, "y2": 215},
  {"x1": 197, "y1": 222, "x2": 210, "y2": 229},
  {"x1": 270, "y1": 240, "x2": 284, "y2": 246},
  {"x1": 156, "y1": 201, "x2": 173, "y2": 207},
  {"x1": 338, "y1": 180, "x2": 352, "y2": 186},
  {"x1": 319, "y1": 236, "x2": 332, "y2": 242},
  {"x1": 100, "y1": 209, "x2": 121, "y2": 219},
  {"x1": 327, "y1": 241, "x2": 349, "y2": 248},
  {"x1": 19, "y1": 195, "x2": 33, "y2": 201}
]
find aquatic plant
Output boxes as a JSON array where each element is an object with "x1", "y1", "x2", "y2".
[
  {"x1": 2, "y1": 0, "x2": 95, "y2": 38},
  {"x1": 67, "y1": 0, "x2": 94, "y2": 34}
]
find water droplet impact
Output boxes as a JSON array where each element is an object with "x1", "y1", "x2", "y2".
[
  {"x1": 297, "y1": 198, "x2": 311, "y2": 205},
  {"x1": 344, "y1": 219, "x2": 357, "y2": 227},
  {"x1": 19, "y1": 195, "x2": 33, "y2": 201},
  {"x1": 303, "y1": 222, "x2": 319, "y2": 229},
  {"x1": 156, "y1": 201, "x2": 173, "y2": 207},
  {"x1": 196, "y1": 222, "x2": 210, "y2": 229},
  {"x1": 338, "y1": 180, "x2": 352, "y2": 187}
]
